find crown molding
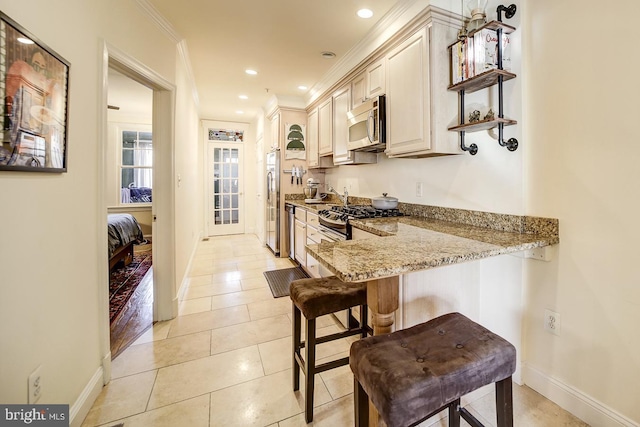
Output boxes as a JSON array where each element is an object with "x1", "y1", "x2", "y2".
[
  {"x1": 134, "y1": 0, "x2": 182, "y2": 43},
  {"x1": 135, "y1": 0, "x2": 200, "y2": 110},
  {"x1": 177, "y1": 40, "x2": 200, "y2": 109},
  {"x1": 305, "y1": 0, "x2": 463, "y2": 109}
]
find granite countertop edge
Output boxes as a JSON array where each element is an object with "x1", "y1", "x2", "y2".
[{"x1": 285, "y1": 195, "x2": 560, "y2": 283}]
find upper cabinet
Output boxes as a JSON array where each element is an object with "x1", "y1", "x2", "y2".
[
  {"x1": 332, "y1": 86, "x2": 351, "y2": 164},
  {"x1": 351, "y1": 58, "x2": 386, "y2": 110},
  {"x1": 318, "y1": 97, "x2": 333, "y2": 157},
  {"x1": 305, "y1": 7, "x2": 463, "y2": 164},
  {"x1": 386, "y1": 22, "x2": 459, "y2": 158},
  {"x1": 270, "y1": 112, "x2": 280, "y2": 150},
  {"x1": 307, "y1": 106, "x2": 334, "y2": 169},
  {"x1": 307, "y1": 108, "x2": 319, "y2": 167},
  {"x1": 385, "y1": 28, "x2": 430, "y2": 157}
]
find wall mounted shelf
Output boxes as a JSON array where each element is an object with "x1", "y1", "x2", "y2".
[
  {"x1": 448, "y1": 7, "x2": 519, "y2": 155},
  {"x1": 448, "y1": 117, "x2": 517, "y2": 133}
]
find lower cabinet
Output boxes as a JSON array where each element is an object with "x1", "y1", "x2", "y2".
[{"x1": 294, "y1": 219, "x2": 306, "y2": 266}]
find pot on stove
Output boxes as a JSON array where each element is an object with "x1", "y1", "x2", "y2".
[{"x1": 371, "y1": 193, "x2": 398, "y2": 210}]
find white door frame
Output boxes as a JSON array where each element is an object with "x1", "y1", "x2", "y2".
[
  {"x1": 202, "y1": 120, "x2": 249, "y2": 237},
  {"x1": 98, "y1": 42, "x2": 177, "y2": 383},
  {"x1": 206, "y1": 142, "x2": 244, "y2": 235}
]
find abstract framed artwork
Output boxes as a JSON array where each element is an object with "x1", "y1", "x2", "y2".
[{"x1": 0, "y1": 12, "x2": 70, "y2": 172}]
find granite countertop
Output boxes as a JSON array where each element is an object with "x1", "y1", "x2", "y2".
[
  {"x1": 306, "y1": 215, "x2": 559, "y2": 283},
  {"x1": 286, "y1": 200, "x2": 333, "y2": 211}
]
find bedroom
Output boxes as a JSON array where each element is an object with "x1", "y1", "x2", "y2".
[{"x1": 106, "y1": 67, "x2": 154, "y2": 357}]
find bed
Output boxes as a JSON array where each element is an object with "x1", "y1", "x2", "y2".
[{"x1": 108, "y1": 213, "x2": 144, "y2": 270}]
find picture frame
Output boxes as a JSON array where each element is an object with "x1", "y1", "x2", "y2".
[{"x1": 0, "y1": 12, "x2": 70, "y2": 172}]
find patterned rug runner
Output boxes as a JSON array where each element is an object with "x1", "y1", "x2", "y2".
[{"x1": 109, "y1": 248, "x2": 152, "y2": 322}]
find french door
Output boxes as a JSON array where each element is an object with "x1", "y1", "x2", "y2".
[{"x1": 207, "y1": 143, "x2": 244, "y2": 235}]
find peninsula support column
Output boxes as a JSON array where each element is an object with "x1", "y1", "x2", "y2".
[
  {"x1": 366, "y1": 276, "x2": 399, "y2": 335},
  {"x1": 365, "y1": 275, "x2": 400, "y2": 426}
]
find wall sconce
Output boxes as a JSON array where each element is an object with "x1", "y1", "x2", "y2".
[{"x1": 466, "y1": 0, "x2": 488, "y2": 32}]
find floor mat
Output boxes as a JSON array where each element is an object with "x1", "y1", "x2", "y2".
[{"x1": 263, "y1": 266, "x2": 309, "y2": 298}]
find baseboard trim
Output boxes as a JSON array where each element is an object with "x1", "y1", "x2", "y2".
[
  {"x1": 522, "y1": 363, "x2": 638, "y2": 427},
  {"x1": 69, "y1": 367, "x2": 104, "y2": 427}
]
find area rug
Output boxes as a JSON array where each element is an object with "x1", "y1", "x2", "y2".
[
  {"x1": 109, "y1": 248, "x2": 152, "y2": 323},
  {"x1": 263, "y1": 266, "x2": 309, "y2": 298}
]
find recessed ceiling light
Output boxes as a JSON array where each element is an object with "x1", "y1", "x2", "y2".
[
  {"x1": 321, "y1": 51, "x2": 336, "y2": 59},
  {"x1": 357, "y1": 9, "x2": 374, "y2": 18},
  {"x1": 17, "y1": 37, "x2": 34, "y2": 44},
  {"x1": 298, "y1": 85, "x2": 308, "y2": 91},
  {"x1": 236, "y1": 110, "x2": 244, "y2": 114},
  {"x1": 245, "y1": 69, "x2": 258, "y2": 75},
  {"x1": 239, "y1": 95, "x2": 248, "y2": 100}
]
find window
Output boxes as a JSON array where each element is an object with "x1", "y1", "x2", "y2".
[{"x1": 120, "y1": 129, "x2": 152, "y2": 204}]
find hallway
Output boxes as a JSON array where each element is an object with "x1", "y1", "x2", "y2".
[{"x1": 82, "y1": 234, "x2": 588, "y2": 427}]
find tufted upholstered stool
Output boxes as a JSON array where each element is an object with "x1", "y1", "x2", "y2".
[
  {"x1": 350, "y1": 312, "x2": 516, "y2": 427},
  {"x1": 290, "y1": 276, "x2": 371, "y2": 423}
]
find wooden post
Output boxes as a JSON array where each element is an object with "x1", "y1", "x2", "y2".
[{"x1": 365, "y1": 276, "x2": 399, "y2": 426}]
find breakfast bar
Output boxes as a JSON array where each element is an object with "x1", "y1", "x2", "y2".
[
  {"x1": 305, "y1": 211, "x2": 559, "y2": 335},
  {"x1": 304, "y1": 210, "x2": 558, "y2": 425}
]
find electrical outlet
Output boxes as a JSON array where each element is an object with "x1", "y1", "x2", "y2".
[
  {"x1": 28, "y1": 366, "x2": 42, "y2": 404},
  {"x1": 416, "y1": 182, "x2": 423, "y2": 197},
  {"x1": 544, "y1": 309, "x2": 561, "y2": 336}
]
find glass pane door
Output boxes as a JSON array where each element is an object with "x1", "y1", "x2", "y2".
[{"x1": 208, "y1": 143, "x2": 243, "y2": 235}]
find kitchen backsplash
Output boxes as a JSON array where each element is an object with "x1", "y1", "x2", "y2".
[{"x1": 285, "y1": 192, "x2": 559, "y2": 238}]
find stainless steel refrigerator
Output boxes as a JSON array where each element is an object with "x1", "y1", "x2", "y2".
[{"x1": 265, "y1": 149, "x2": 280, "y2": 256}]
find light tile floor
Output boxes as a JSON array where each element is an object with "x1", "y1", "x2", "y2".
[{"x1": 83, "y1": 234, "x2": 589, "y2": 427}]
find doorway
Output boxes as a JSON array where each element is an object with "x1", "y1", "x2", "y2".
[
  {"x1": 203, "y1": 121, "x2": 249, "y2": 237},
  {"x1": 106, "y1": 68, "x2": 154, "y2": 358},
  {"x1": 100, "y1": 44, "x2": 177, "y2": 376},
  {"x1": 207, "y1": 142, "x2": 244, "y2": 236}
]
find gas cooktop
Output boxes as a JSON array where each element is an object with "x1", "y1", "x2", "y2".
[{"x1": 318, "y1": 205, "x2": 405, "y2": 226}]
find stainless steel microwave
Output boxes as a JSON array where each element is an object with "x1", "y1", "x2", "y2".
[{"x1": 346, "y1": 95, "x2": 386, "y2": 152}]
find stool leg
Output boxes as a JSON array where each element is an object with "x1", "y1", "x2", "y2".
[
  {"x1": 360, "y1": 304, "x2": 369, "y2": 338},
  {"x1": 292, "y1": 303, "x2": 301, "y2": 391},
  {"x1": 305, "y1": 317, "x2": 316, "y2": 423},
  {"x1": 496, "y1": 376, "x2": 514, "y2": 427},
  {"x1": 354, "y1": 378, "x2": 369, "y2": 427},
  {"x1": 448, "y1": 398, "x2": 461, "y2": 427}
]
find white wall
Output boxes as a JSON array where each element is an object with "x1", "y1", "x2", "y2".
[
  {"x1": 522, "y1": 1, "x2": 640, "y2": 425},
  {"x1": 0, "y1": 1, "x2": 200, "y2": 424},
  {"x1": 174, "y1": 50, "x2": 202, "y2": 297}
]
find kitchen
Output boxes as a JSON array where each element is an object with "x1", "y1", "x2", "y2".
[
  {"x1": 258, "y1": 1, "x2": 637, "y2": 426},
  {"x1": 1, "y1": 0, "x2": 638, "y2": 426}
]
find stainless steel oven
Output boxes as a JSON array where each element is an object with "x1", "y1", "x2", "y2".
[{"x1": 317, "y1": 224, "x2": 347, "y2": 243}]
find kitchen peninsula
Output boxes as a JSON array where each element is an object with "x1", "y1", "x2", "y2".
[{"x1": 289, "y1": 196, "x2": 559, "y2": 341}]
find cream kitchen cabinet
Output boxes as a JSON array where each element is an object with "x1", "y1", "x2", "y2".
[
  {"x1": 351, "y1": 57, "x2": 386, "y2": 110},
  {"x1": 294, "y1": 208, "x2": 307, "y2": 266},
  {"x1": 270, "y1": 112, "x2": 280, "y2": 150},
  {"x1": 318, "y1": 97, "x2": 333, "y2": 156},
  {"x1": 332, "y1": 86, "x2": 351, "y2": 164},
  {"x1": 293, "y1": 207, "x2": 324, "y2": 278},
  {"x1": 307, "y1": 108, "x2": 319, "y2": 167},
  {"x1": 307, "y1": 106, "x2": 335, "y2": 169},
  {"x1": 385, "y1": 22, "x2": 459, "y2": 158}
]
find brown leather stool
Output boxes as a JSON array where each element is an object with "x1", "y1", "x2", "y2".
[
  {"x1": 290, "y1": 276, "x2": 370, "y2": 423},
  {"x1": 350, "y1": 312, "x2": 516, "y2": 427}
]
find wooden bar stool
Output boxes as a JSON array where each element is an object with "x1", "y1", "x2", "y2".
[
  {"x1": 350, "y1": 312, "x2": 516, "y2": 427},
  {"x1": 290, "y1": 276, "x2": 370, "y2": 423}
]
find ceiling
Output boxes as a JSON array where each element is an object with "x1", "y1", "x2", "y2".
[{"x1": 135, "y1": 0, "x2": 401, "y2": 123}]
